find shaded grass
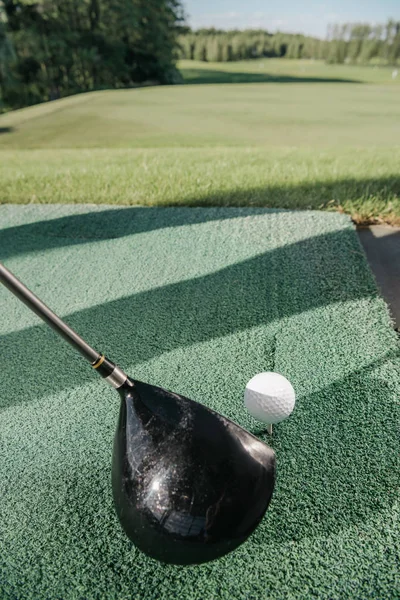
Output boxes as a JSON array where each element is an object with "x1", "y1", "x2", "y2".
[
  {"x1": 179, "y1": 58, "x2": 400, "y2": 86},
  {"x1": 179, "y1": 68, "x2": 360, "y2": 85},
  {"x1": 1, "y1": 147, "x2": 399, "y2": 224}
]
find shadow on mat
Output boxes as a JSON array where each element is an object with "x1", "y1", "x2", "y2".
[
  {"x1": 250, "y1": 350, "x2": 400, "y2": 544},
  {"x1": 5, "y1": 353, "x2": 398, "y2": 576},
  {"x1": 0, "y1": 227, "x2": 379, "y2": 409},
  {"x1": 2, "y1": 174, "x2": 400, "y2": 260},
  {"x1": 0, "y1": 206, "x2": 272, "y2": 260},
  {"x1": 1, "y1": 218, "x2": 399, "y2": 552}
]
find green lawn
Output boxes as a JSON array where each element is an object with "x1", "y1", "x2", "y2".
[{"x1": 0, "y1": 59, "x2": 399, "y2": 223}]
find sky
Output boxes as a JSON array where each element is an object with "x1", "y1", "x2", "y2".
[{"x1": 183, "y1": 0, "x2": 400, "y2": 38}]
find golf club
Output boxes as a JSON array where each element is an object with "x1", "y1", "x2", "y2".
[{"x1": 0, "y1": 262, "x2": 276, "y2": 565}]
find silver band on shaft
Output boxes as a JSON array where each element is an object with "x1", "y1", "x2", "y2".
[{"x1": 105, "y1": 366, "x2": 128, "y2": 389}]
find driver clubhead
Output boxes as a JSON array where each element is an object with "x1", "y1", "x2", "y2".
[{"x1": 112, "y1": 379, "x2": 276, "y2": 565}]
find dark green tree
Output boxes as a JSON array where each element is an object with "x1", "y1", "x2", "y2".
[
  {"x1": 1, "y1": 0, "x2": 185, "y2": 109},
  {"x1": 0, "y1": 17, "x2": 15, "y2": 109}
]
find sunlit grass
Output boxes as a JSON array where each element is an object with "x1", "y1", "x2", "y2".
[
  {"x1": 0, "y1": 59, "x2": 399, "y2": 224},
  {"x1": 1, "y1": 147, "x2": 399, "y2": 224}
]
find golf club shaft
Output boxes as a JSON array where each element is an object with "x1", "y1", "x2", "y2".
[
  {"x1": 0, "y1": 262, "x2": 100, "y2": 362},
  {"x1": 0, "y1": 263, "x2": 128, "y2": 389},
  {"x1": 0, "y1": 262, "x2": 128, "y2": 387}
]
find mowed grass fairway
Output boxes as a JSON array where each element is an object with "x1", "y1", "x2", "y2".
[{"x1": 0, "y1": 59, "x2": 399, "y2": 223}]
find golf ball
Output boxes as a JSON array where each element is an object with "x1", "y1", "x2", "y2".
[{"x1": 244, "y1": 372, "x2": 295, "y2": 424}]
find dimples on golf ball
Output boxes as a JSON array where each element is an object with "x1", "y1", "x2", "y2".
[{"x1": 244, "y1": 372, "x2": 295, "y2": 424}]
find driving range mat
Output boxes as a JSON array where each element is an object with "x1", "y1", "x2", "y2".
[{"x1": 1, "y1": 205, "x2": 399, "y2": 599}]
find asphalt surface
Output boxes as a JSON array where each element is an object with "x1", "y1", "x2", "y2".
[{"x1": 358, "y1": 225, "x2": 400, "y2": 330}]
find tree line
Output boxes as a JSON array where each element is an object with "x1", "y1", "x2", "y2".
[
  {"x1": 1, "y1": 7, "x2": 400, "y2": 113},
  {"x1": 0, "y1": 0, "x2": 184, "y2": 111},
  {"x1": 178, "y1": 21, "x2": 400, "y2": 65}
]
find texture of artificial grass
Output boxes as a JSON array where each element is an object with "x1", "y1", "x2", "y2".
[{"x1": 1, "y1": 205, "x2": 399, "y2": 599}]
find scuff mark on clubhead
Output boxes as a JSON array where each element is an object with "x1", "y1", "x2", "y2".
[{"x1": 112, "y1": 378, "x2": 276, "y2": 565}]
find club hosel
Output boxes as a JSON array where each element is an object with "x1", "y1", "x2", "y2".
[{"x1": 92, "y1": 355, "x2": 128, "y2": 389}]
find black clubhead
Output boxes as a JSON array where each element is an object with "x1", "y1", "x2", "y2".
[
  {"x1": 0, "y1": 264, "x2": 276, "y2": 564},
  {"x1": 112, "y1": 379, "x2": 276, "y2": 565}
]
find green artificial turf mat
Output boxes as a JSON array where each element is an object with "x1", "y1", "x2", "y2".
[{"x1": 0, "y1": 205, "x2": 399, "y2": 599}]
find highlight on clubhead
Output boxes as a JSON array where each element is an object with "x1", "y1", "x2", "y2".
[
  {"x1": 113, "y1": 379, "x2": 276, "y2": 564},
  {"x1": 0, "y1": 262, "x2": 276, "y2": 565}
]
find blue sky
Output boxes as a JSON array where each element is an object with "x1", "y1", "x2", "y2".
[{"x1": 183, "y1": 0, "x2": 400, "y2": 38}]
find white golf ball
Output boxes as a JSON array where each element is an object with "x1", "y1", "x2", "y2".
[{"x1": 244, "y1": 372, "x2": 295, "y2": 424}]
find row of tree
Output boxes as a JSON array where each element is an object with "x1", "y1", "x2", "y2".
[
  {"x1": 2, "y1": 8, "x2": 400, "y2": 112},
  {"x1": 326, "y1": 21, "x2": 400, "y2": 64},
  {"x1": 0, "y1": 0, "x2": 184, "y2": 111},
  {"x1": 178, "y1": 30, "x2": 324, "y2": 62},
  {"x1": 178, "y1": 21, "x2": 400, "y2": 65}
]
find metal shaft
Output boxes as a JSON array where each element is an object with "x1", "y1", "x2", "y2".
[{"x1": 0, "y1": 262, "x2": 100, "y2": 364}]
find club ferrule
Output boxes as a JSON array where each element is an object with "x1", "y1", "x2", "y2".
[
  {"x1": 105, "y1": 366, "x2": 128, "y2": 389},
  {"x1": 92, "y1": 355, "x2": 127, "y2": 389}
]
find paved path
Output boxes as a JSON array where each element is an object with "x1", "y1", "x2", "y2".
[{"x1": 358, "y1": 225, "x2": 400, "y2": 330}]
